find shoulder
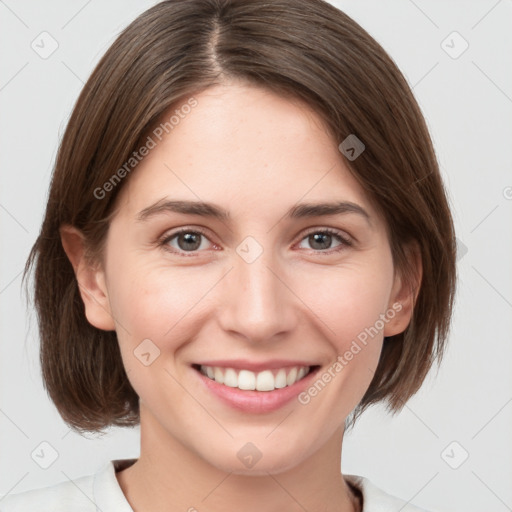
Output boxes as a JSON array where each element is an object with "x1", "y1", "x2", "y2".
[
  {"x1": 345, "y1": 474, "x2": 432, "y2": 512},
  {"x1": 0, "y1": 459, "x2": 136, "y2": 512},
  {"x1": 0, "y1": 473, "x2": 95, "y2": 512}
]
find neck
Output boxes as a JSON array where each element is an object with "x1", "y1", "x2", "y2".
[{"x1": 116, "y1": 403, "x2": 358, "y2": 512}]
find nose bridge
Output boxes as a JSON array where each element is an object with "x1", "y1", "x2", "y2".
[{"x1": 219, "y1": 239, "x2": 294, "y2": 342}]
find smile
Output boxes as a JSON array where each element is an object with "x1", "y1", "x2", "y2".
[{"x1": 195, "y1": 364, "x2": 314, "y2": 392}]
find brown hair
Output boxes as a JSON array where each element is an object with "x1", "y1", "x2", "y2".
[{"x1": 24, "y1": 0, "x2": 457, "y2": 434}]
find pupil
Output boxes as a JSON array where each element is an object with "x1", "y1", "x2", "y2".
[
  {"x1": 310, "y1": 233, "x2": 331, "y2": 250},
  {"x1": 176, "y1": 232, "x2": 332, "y2": 252},
  {"x1": 179, "y1": 233, "x2": 201, "y2": 251}
]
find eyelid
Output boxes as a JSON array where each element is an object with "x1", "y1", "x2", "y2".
[
  {"x1": 295, "y1": 226, "x2": 353, "y2": 254},
  {"x1": 158, "y1": 226, "x2": 217, "y2": 255},
  {"x1": 158, "y1": 225, "x2": 353, "y2": 256},
  {"x1": 299, "y1": 226, "x2": 353, "y2": 244}
]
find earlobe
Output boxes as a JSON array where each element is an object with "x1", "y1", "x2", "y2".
[
  {"x1": 59, "y1": 224, "x2": 116, "y2": 331},
  {"x1": 384, "y1": 243, "x2": 423, "y2": 337}
]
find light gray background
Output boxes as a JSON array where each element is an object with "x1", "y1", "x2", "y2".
[{"x1": 1, "y1": 1, "x2": 511, "y2": 511}]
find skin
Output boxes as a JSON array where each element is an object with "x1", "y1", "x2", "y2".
[{"x1": 61, "y1": 80, "x2": 420, "y2": 512}]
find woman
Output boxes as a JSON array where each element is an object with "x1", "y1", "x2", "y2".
[{"x1": 5, "y1": 0, "x2": 456, "y2": 510}]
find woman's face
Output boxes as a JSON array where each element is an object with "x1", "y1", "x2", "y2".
[{"x1": 80, "y1": 81, "x2": 413, "y2": 474}]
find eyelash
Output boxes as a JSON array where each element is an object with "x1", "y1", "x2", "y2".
[{"x1": 157, "y1": 227, "x2": 353, "y2": 257}]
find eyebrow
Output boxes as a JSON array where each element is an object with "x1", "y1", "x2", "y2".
[{"x1": 136, "y1": 199, "x2": 372, "y2": 226}]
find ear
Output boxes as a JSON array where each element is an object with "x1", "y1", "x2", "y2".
[
  {"x1": 59, "y1": 224, "x2": 116, "y2": 331},
  {"x1": 384, "y1": 242, "x2": 423, "y2": 337}
]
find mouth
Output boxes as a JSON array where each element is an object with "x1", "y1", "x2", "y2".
[
  {"x1": 191, "y1": 363, "x2": 321, "y2": 413},
  {"x1": 192, "y1": 363, "x2": 319, "y2": 392}
]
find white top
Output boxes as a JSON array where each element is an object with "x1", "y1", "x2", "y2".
[{"x1": 0, "y1": 459, "x2": 431, "y2": 511}]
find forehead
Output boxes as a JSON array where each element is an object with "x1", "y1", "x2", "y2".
[{"x1": 114, "y1": 82, "x2": 379, "y2": 224}]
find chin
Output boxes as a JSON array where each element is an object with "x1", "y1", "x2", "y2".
[{"x1": 204, "y1": 445, "x2": 304, "y2": 476}]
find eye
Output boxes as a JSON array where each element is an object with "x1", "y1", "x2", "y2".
[
  {"x1": 159, "y1": 228, "x2": 215, "y2": 255},
  {"x1": 297, "y1": 228, "x2": 352, "y2": 253},
  {"x1": 158, "y1": 226, "x2": 352, "y2": 257}
]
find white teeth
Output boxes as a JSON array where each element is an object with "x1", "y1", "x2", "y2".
[
  {"x1": 199, "y1": 365, "x2": 311, "y2": 391},
  {"x1": 256, "y1": 370, "x2": 274, "y2": 391},
  {"x1": 238, "y1": 370, "x2": 256, "y2": 390},
  {"x1": 286, "y1": 367, "x2": 298, "y2": 386},
  {"x1": 274, "y1": 369, "x2": 287, "y2": 388},
  {"x1": 224, "y1": 368, "x2": 238, "y2": 388},
  {"x1": 214, "y1": 367, "x2": 224, "y2": 384}
]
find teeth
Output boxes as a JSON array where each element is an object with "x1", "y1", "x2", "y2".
[
  {"x1": 274, "y1": 369, "x2": 287, "y2": 388},
  {"x1": 214, "y1": 367, "x2": 224, "y2": 384},
  {"x1": 224, "y1": 368, "x2": 238, "y2": 388},
  {"x1": 239, "y1": 370, "x2": 256, "y2": 390},
  {"x1": 256, "y1": 370, "x2": 274, "y2": 391},
  {"x1": 286, "y1": 367, "x2": 297, "y2": 386},
  {"x1": 199, "y1": 365, "x2": 311, "y2": 392}
]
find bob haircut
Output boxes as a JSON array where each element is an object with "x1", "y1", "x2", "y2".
[{"x1": 24, "y1": 0, "x2": 456, "y2": 434}]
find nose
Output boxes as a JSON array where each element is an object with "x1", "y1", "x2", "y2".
[{"x1": 217, "y1": 244, "x2": 298, "y2": 344}]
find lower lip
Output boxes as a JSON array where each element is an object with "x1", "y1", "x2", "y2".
[{"x1": 193, "y1": 366, "x2": 320, "y2": 413}]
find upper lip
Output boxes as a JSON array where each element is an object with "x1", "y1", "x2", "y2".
[{"x1": 193, "y1": 359, "x2": 319, "y2": 372}]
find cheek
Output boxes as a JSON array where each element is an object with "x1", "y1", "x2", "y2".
[
  {"x1": 109, "y1": 263, "x2": 195, "y2": 334},
  {"x1": 109, "y1": 251, "x2": 393, "y2": 346},
  {"x1": 106, "y1": 225, "x2": 394, "y2": 358},
  {"x1": 291, "y1": 258, "x2": 394, "y2": 399},
  {"x1": 105, "y1": 253, "x2": 218, "y2": 367},
  {"x1": 104, "y1": 262, "x2": 198, "y2": 398},
  {"x1": 294, "y1": 260, "x2": 394, "y2": 344}
]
